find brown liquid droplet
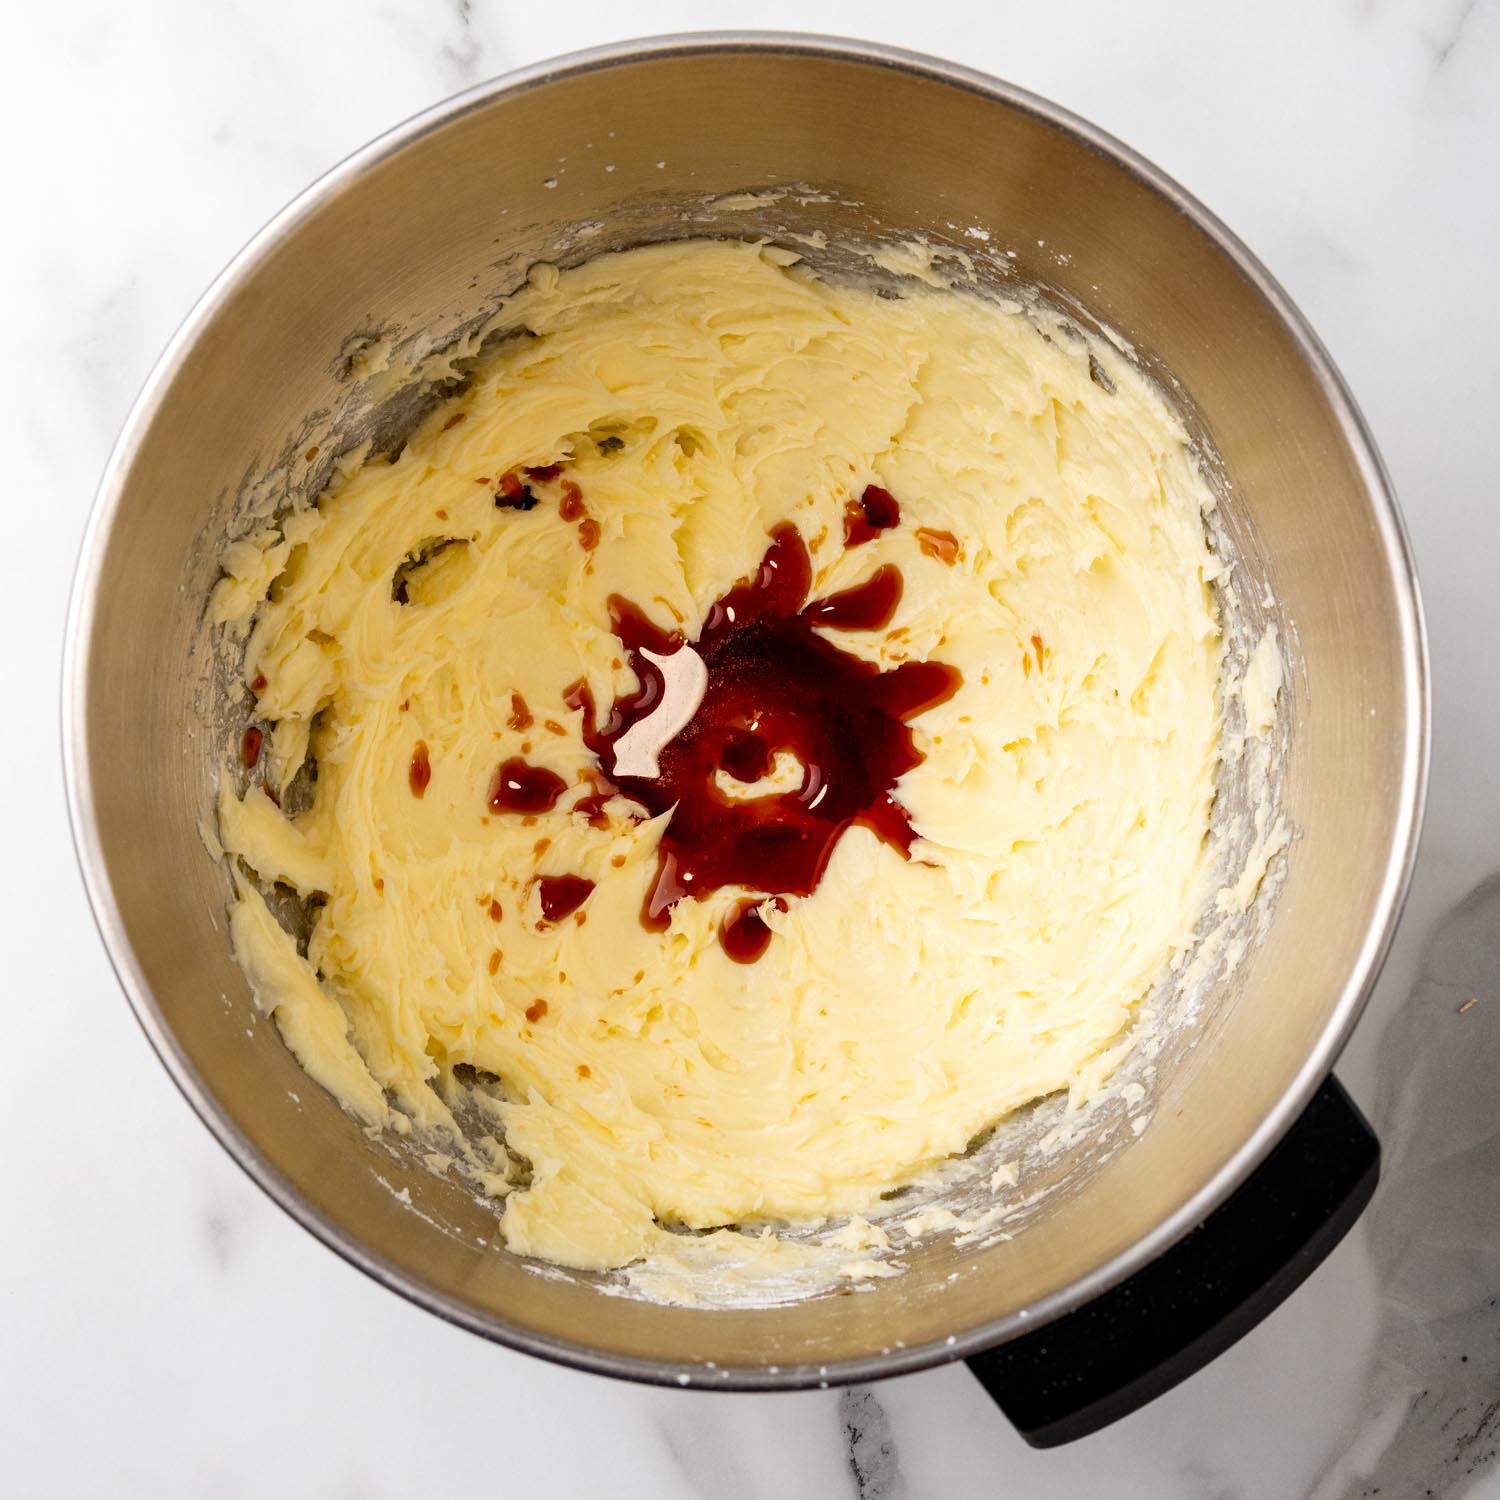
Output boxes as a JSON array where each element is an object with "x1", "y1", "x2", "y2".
[
  {"x1": 487, "y1": 949, "x2": 502, "y2": 975},
  {"x1": 576, "y1": 796, "x2": 612, "y2": 828},
  {"x1": 496, "y1": 470, "x2": 539, "y2": 510},
  {"x1": 241, "y1": 726, "x2": 263, "y2": 768},
  {"x1": 721, "y1": 898, "x2": 776, "y2": 964},
  {"x1": 803, "y1": 564, "x2": 902, "y2": 631},
  {"x1": 576, "y1": 1063, "x2": 591, "y2": 1079},
  {"x1": 572, "y1": 518, "x2": 960, "y2": 961},
  {"x1": 488, "y1": 757, "x2": 567, "y2": 813},
  {"x1": 569, "y1": 769, "x2": 617, "y2": 830},
  {"x1": 558, "y1": 480, "x2": 586, "y2": 523},
  {"x1": 537, "y1": 874, "x2": 594, "y2": 923},
  {"x1": 507, "y1": 692, "x2": 533, "y2": 731},
  {"x1": 408, "y1": 741, "x2": 431, "y2": 797},
  {"x1": 915, "y1": 527, "x2": 960, "y2": 565},
  {"x1": 249, "y1": 673, "x2": 267, "y2": 695},
  {"x1": 843, "y1": 484, "x2": 901, "y2": 547},
  {"x1": 525, "y1": 999, "x2": 549, "y2": 1023},
  {"x1": 579, "y1": 517, "x2": 601, "y2": 551},
  {"x1": 488, "y1": 898, "x2": 503, "y2": 922}
]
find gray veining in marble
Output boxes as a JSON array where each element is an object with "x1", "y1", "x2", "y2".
[
  {"x1": 841, "y1": 1387, "x2": 909, "y2": 1500},
  {"x1": 1313, "y1": 874, "x2": 1500, "y2": 1499},
  {"x1": 1429, "y1": 0, "x2": 1482, "y2": 69}
]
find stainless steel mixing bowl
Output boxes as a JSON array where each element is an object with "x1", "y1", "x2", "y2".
[{"x1": 63, "y1": 33, "x2": 1427, "y2": 1433}]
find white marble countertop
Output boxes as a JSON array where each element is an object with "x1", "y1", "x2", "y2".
[{"x1": 6, "y1": 1, "x2": 1499, "y2": 1494}]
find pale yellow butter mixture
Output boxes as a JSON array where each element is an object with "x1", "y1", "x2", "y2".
[{"x1": 214, "y1": 240, "x2": 1223, "y2": 1275}]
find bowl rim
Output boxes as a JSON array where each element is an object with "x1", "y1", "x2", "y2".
[{"x1": 61, "y1": 29, "x2": 1430, "y2": 1393}]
